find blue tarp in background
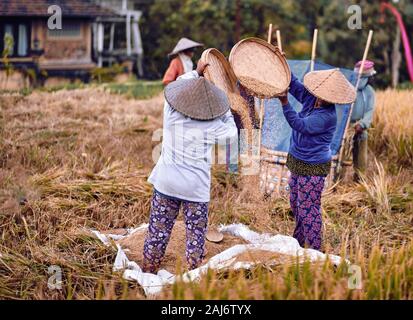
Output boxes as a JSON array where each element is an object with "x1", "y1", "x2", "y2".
[{"x1": 262, "y1": 60, "x2": 358, "y2": 156}]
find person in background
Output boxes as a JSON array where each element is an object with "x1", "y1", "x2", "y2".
[
  {"x1": 143, "y1": 61, "x2": 238, "y2": 273},
  {"x1": 162, "y1": 38, "x2": 203, "y2": 85},
  {"x1": 277, "y1": 69, "x2": 356, "y2": 250},
  {"x1": 350, "y1": 60, "x2": 377, "y2": 181}
]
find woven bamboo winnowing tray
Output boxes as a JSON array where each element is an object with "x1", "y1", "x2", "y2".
[
  {"x1": 201, "y1": 48, "x2": 238, "y2": 94},
  {"x1": 201, "y1": 48, "x2": 253, "y2": 130},
  {"x1": 229, "y1": 38, "x2": 291, "y2": 99}
]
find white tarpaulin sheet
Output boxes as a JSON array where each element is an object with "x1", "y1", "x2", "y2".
[{"x1": 92, "y1": 223, "x2": 346, "y2": 296}]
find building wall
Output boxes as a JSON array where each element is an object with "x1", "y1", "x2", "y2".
[
  {"x1": 94, "y1": 0, "x2": 138, "y2": 11},
  {"x1": 0, "y1": 70, "x2": 30, "y2": 90},
  {"x1": 0, "y1": 17, "x2": 104, "y2": 88},
  {"x1": 32, "y1": 18, "x2": 94, "y2": 69}
]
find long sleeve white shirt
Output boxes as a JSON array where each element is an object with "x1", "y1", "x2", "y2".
[{"x1": 148, "y1": 71, "x2": 238, "y2": 202}]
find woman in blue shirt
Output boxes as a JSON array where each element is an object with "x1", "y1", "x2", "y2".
[{"x1": 278, "y1": 69, "x2": 356, "y2": 250}]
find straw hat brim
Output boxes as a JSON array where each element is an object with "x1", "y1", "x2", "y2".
[
  {"x1": 168, "y1": 38, "x2": 204, "y2": 57},
  {"x1": 303, "y1": 69, "x2": 356, "y2": 105},
  {"x1": 164, "y1": 77, "x2": 230, "y2": 121}
]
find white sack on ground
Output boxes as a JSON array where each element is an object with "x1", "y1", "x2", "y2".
[{"x1": 92, "y1": 223, "x2": 346, "y2": 296}]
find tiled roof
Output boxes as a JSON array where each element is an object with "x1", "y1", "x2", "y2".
[{"x1": 0, "y1": 0, "x2": 116, "y2": 17}]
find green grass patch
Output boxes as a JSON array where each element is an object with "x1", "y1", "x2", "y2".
[
  {"x1": 105, "y1": 81, "x2": 163, "y2": 100},
  {"x1": 1, "y1": 79, "x2": 163, "y2": 100},
  {"x1": 39, "y1": 82, "x2": 87, "y2": 93}
]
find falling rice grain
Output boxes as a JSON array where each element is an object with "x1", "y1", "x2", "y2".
[
  {"x1": 238, "y1": 76, "x2": 281, "y2": 98},
  {"x1": 227, "y1": 93, "x2": 253, "y2": 130}
]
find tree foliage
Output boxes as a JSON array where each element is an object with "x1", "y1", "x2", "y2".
[{"x1": 138, "y1": 0, "x2": 413, "y2": 87}]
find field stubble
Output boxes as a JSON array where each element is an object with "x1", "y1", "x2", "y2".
[{"x1": 0, "y1": 88, "x2": 412, "y2": 299}]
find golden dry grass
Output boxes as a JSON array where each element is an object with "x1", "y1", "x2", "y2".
[
  {"x1": 371, "y1": 89, "x2": 413, "y2": 166},
  {"x1": 0, "y1": 88, "x2": 412, "y2": 299}
]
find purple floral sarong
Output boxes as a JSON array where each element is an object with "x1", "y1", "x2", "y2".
[
  {"x1": 288, "y1": 173, "x2": 325, "y2": 250},
  {"x1": 142, "y1": 189, "x2": 208, "y2": 273}
]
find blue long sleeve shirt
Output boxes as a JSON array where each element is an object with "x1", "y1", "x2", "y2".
[{"x1": 282, "y1": 73, "x2": 337, "y2": 164}]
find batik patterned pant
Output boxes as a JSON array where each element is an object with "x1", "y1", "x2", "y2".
[
  {"x1": 142, "y1": 189, "x2": 209, "y2": 273},
  {"x1": 288, "y1": 173, "x2": 325, "y2": 250}
]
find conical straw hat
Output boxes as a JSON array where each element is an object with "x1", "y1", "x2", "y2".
[
  {"x1": 168, "y1": 37, "x2": 203, "y2": 56},
  {"x1": 303, "y1": 69, "x2": 356, "y2": 104},
  {"x1": 164, "y1": 77, "x2": 230, "y2": 120}
]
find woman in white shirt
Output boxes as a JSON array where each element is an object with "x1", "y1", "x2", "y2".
[{"x1": 143, "y1": 61, "x2": 238, "y2": 273}]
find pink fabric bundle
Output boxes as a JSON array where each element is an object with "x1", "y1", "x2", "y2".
[{"x1": 354, "y1": 60, "x2": 376, "y2": 76}]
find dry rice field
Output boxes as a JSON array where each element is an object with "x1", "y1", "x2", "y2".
[{"x1": 0, "y1": 87, "x2": 412, "y2": 299}]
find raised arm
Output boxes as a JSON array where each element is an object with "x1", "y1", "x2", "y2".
[
  {"x1": 177, "y1": 60, "x2": 209, "y2": 81},
  {"x1": 282, "y1": 103, "x2": 333, "y2": 135},
  {"x1": 288, "y1": 72, "x2": 313, "y2": 104},
  {"x1": 177, "y1": 70, "x2": 199, "y2": 80}
]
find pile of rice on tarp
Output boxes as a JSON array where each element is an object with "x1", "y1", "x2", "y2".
[{"x1": 91, "y1": 222, "x2": 346, "y2": 296}]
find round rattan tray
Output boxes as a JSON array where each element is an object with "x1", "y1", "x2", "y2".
[
  {"x1": 229, "y1": 37, "x2": 291, "y2": 98},
  {"x1": 201, "y1": 48, "x2": 238, "y2": 93},
  {"x1": 201, "y1": 48, "x2": 253, "y2": 130}
]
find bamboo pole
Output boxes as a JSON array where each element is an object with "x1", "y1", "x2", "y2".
[
  {"x1": 260, "y1": 23, "x2": 272, "y2": 130},
  {"x1": 267, "y1": 28, "x2": 283, "y2": 194},
  {"x1": 257, "y1": 24, "x2": 273, "y2": 158},
  {"x1": 337, "y1": 30, "x2": 374, "y2": 174},
  {"x1": 267, "y1": 23, "x2": 273, "y2": 44},
  {"x1": 257, "y1": 100, "x2": 264, "y2": 149},
  {"x1": 310, "y1": 29, "x2": 318, "y2": 72},
  {"x1": 276, "y1": 29, "x2": 282, "y2": 52},
  {"x1": 256, "y1": 24, "x2": 274, "y2": 192}
]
